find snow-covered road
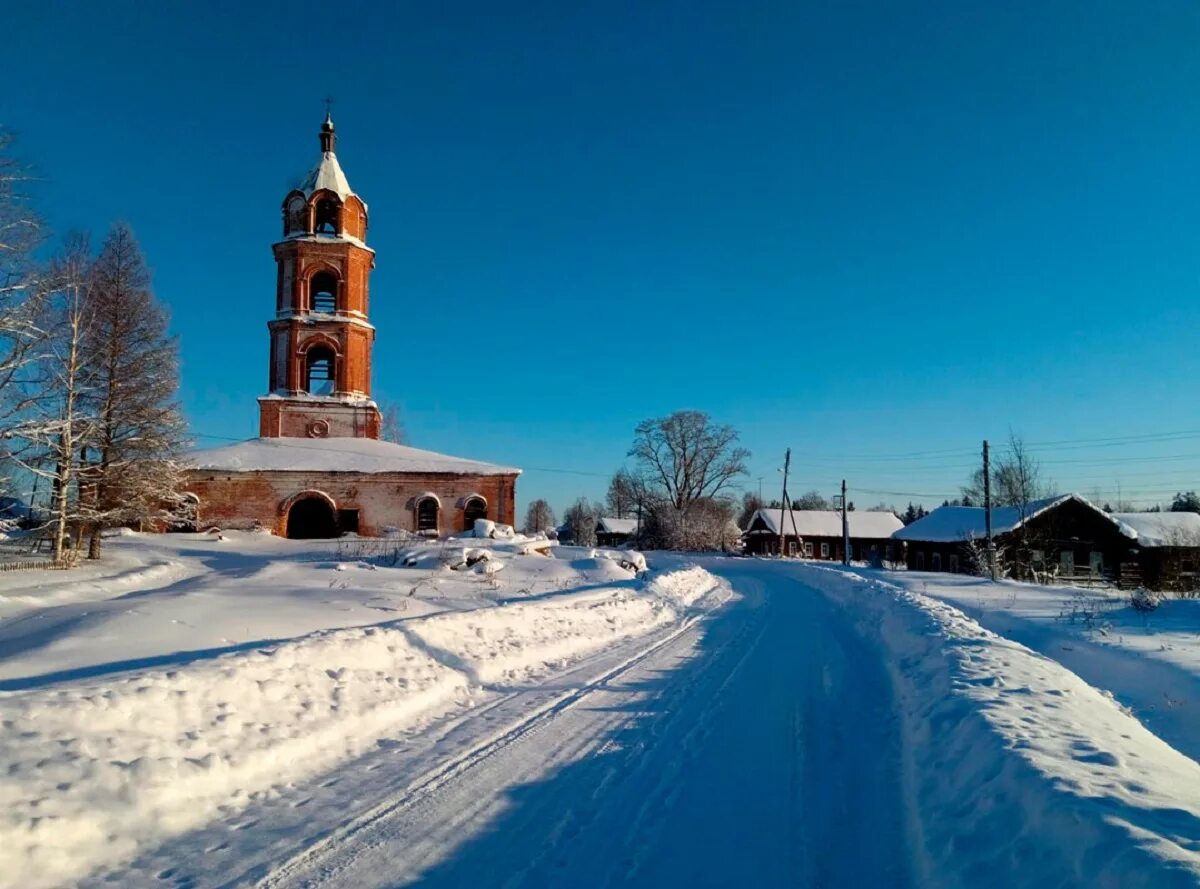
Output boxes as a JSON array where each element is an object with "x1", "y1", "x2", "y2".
[
  {"x1": 217, "y1": 564, "x2": 914, "y2": 888},
  {"x1": 66, "y1": 556, "x2": 1200, "y2": 888}
]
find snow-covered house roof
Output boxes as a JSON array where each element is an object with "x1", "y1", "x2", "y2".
[
  {"x1": 747, "y1": 509, "x2": 903, "y2": 539},
  {"x1": 597, "y1": 517, "x2": 639, "y2": 535},
  {"x1": 188, "y1": 437, "x2": 520, "y2": 477},
  {"x1": 893, "y1": 494, "x2": 1134, "y2": 543},
  {"x1": 1111, "y1": 512, "x2": 1200, "y2": 548}
]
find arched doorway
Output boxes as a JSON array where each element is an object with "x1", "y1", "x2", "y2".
[
  {"x1": 287, "y1": 495, "x2": 338, "y2": 539},
  {"x1": 463, "y1": 497, "x2": 488, "y2": 531}
]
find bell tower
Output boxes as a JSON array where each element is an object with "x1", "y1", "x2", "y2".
[{"x1": 258, "y1": 114, "x2": 382, "y2": 440}]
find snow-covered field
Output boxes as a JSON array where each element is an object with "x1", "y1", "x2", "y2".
[{"x1": 2, "y1": 536, "x2": 1200, "y2": 887}]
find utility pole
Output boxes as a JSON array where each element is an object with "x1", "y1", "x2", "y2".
[
  {"x1": 983, "y1": 439, "x2": 996, "y2": 580},
  {"x1": 841, "y1": 478, "x2": 850, "y2": 566},
  {"x1": 778, "y1": 448, "x2": 791, "y2": 558}
]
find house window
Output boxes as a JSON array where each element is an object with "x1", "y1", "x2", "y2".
[
  {"x1": 305, "y1": 346, "x2": 336, "y2": 395},
  {"x1": 310, "y1": 272, "x2": 337, "y2": 313},
  {"x1": 463, "y1": 497, "x2": 488, "y2": 531},
  {"x1": 949, "y1": 554, "x2": 959, "y2": 573},
  {"x1": 1030, "y1": 549, "x2": 1044, "y2": 564},
  {"x1": 916, "y1": 552, "x2": 925, "y2": 570},
  {"x1": 416, "y1": 497, "x2": 439, "y2": 533},
  {"x1": 787, "y1": 540, "x2": 798, "y2": 556},
  {"x1": 820, "y1": 542, "x2": 830, "y2": 558},
  {"x1": 931, "y1": 552, "x2": 942, "y2": 571},
  {"x1": 1089, "y1": 552, "x2": 1104, "y2": 575},
  {"x1": 804, "y1": 542, "x2": 814, "y2": 557}
]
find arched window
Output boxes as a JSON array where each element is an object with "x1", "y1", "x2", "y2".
[
  {"x1": 314, "y1": 198, "x2": 340, "y2": 233},
  {"x1": 463, "y1": 497, "x2": 487, "y2": 531},
  {"x1": 310, "y1": 272, "x2": 337, "y2": 313},
  {"x1": 305, "y1": 346, "x2": 336, "y2": 396},
  {"x1": 416, "y1": 497, "x2": 439, "y2": 533}
]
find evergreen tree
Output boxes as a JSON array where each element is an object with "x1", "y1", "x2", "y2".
[
  {"x1": 1170, "y1": 491, "x2": 1200, "y2": 513},
  {"x1": 79, "y1": 223, "x2": 185, "y2": 558}
]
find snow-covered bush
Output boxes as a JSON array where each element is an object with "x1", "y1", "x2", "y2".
[{"x1": 1130, "y1": 586, "x2": 1165, "y2": 614}]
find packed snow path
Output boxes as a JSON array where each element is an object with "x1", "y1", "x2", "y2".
[{"x1": 213, "y1": 566, "x2": 911, "y2": 888}]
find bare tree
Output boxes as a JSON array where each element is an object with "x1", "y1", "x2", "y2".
[
  {"x1": 737, "y1": 491, "x2": 763, "y2": 528},
  {"x1": 792, "y1": 490, "x2": 829, "y2": 510},
  {"x1": 0, "y1": 130, "x2": 48, "y2": 441},
  {"x1": 8, "y1": 236, "x2": 98, "y2": 560},
  {"x1": 523, "y1": 498, "x2": 556, "y2": 535},
  {"x1": 563, "y1": 497, "x2": 598, "y2": 547},
  {"x1": 605, "y1": 468, "x2": 639, "y2": 519},
  {"x1": 379, "y1": 402, "x2": 407, "y2": 445},
  {"x1": 79, "y1": 223, "x2": 186, "y2": 558},
  {"x1": 962, "y1": 433, "x2": 1054, "y2": 510},
  {"x1": 628, "y1": 410, "x2": 749, "y2": 511}
]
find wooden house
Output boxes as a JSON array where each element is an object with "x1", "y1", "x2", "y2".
[
  {"x1": 743, "y1": 509, "x2": 903, "y2": 561},
  {"x1": 892, "y1": 494, "x2": 1200, "y2": 590},
  {"x1": 595, "y1": 517, "x2": 639, "y2": 548},
  {"x1": 1110, "y1": 512, "x2": 1200, "y2": 592}
]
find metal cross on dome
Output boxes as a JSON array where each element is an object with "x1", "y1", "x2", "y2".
[{"x1": 324, "y1": 95, "x2": 334, "y2": 117}]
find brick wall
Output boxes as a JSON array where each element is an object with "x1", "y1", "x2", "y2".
[{"x1": 183, "y1": 469, "x2": 518, "y2": 538}]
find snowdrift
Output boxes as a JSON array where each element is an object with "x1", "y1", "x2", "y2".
[
  {"x1": 804, "y1": 566, "x2": 1200, "y2": 888},
  {"x1": 0, "y1": 564, "x2": 727, "y2": 888}
]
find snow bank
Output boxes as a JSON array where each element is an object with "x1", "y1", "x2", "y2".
[
  {"x1": 0, "y1": 565, "x2": 728, "y2": 887},
  {"x1": 0, "y1": 625, "x2": 467, "y2": 888},
  {"x1": 411, "y1": 566, "x2": 726, "y2": 686},
  {"x1": 803, "y1": 566, "x2": 1200, "y2": 887}
]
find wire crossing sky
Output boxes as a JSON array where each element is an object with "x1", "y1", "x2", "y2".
[{"x1": 5, "y1": 1, "x2": 1200, "y2": 512}]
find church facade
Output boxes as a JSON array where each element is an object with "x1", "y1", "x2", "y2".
[{"x1": 184, "y1": 116, "x2": 519, "y2": 538}]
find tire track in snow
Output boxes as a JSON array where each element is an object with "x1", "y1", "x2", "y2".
[{"x1": 251, "y1": 596, "x2": 731, "y2": 889}]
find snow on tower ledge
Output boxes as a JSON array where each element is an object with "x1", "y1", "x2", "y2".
[{"x1": 189, "y1": 437, "x2": 521, "y2": 477}]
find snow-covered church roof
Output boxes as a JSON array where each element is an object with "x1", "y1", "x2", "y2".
[
  {"x1": 294, "y1": 113, "x2": 357, "y2": 203},
  {"x1": 298, "y1": 151, "x2": 354, "y2": 201},
  {"x1": 188, "y1": 437, "x2": 520, "y2": 477}
]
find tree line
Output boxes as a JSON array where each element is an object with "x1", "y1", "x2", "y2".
[{"x1": 1, "y1": 131, "x2": 184, "y2": 561}]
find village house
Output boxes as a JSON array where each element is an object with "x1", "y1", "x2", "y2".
[
  {"x1": 893, "y1": 494, "x2": 1200, "y2": 591},
  {"x1": 742, "y1": 508, "x2": 903, "y2": 561},
  {"x1": 183, "y1": 117, "x2": 519, "y2": 538},
  {"x1": 595, "y1": 516, "x2": 639, "y2": 547}
]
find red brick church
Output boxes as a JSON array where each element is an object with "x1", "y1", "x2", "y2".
[{"x1": 184, "y1": 116, "x2": 519, "y2": 538}]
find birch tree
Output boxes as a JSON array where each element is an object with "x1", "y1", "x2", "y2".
[
  {"x1": 0, "y1": 130, "x2": 47, "y2": 446},
  {"x1": 79, "y1": 223, "x2": 186, "y2": 558},
  {"x1": 8, "y1": 236, "x2": 98, "y2": 560}
]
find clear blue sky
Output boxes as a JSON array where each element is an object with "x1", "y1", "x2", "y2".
[{"x1": 6, "y1": 1, "x2": 1200, "y2": 515}]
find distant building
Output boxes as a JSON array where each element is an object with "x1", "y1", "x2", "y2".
[
  {"x1": 1110, "y1": 512, "x2": 1200, "y2": 592},
  {"x1": 893, "y1": 494, "x2": 1200, "y2": 590},
  {"x1": 596, "y1": 517, "x2": 639, "y2": 547},
  {"x1": 182, "y1": 117, "x2": 519, "y2": 538},
  {"x1": 743, "y1": 509, "x2": 903, "y2": 561}
]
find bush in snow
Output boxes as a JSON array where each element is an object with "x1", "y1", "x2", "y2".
[{"x1": 1130, "y1": 587, "x2": 1165, "y2": 614}]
